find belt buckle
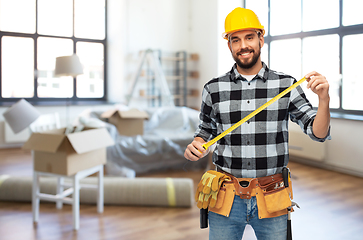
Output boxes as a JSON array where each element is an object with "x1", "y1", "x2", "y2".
[
  {"x1": 238, "y1": 180, "x2": 252, "y2": 199},
  {"x1": 239, "y1": 180, "x2": 250, "y2": 187}
]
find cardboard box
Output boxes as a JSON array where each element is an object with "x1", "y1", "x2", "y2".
[
  {"x1": 23, "y1": 127, "x2": 115, "y2": 176},
  {"x1": 101, "y1": 108, "x2": 149, "y2": 136}
]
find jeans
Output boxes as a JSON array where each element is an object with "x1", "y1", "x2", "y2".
[{"x1": 209, "y1": 195, "x2": 287, "y2": 240}]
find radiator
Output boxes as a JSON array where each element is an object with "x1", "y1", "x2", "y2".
[{"x1": 289, "y1": 130, "x2": 326, "y2": 162}]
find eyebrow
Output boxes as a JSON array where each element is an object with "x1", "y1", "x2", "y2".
[
  {"x1": 245, "y1": 33, "x2": 255, "y2": 38},
  {"x1": 230, "y1": 33, "x2": 256, "y2": 41}
]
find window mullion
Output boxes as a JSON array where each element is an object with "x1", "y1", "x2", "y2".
[
  {"x1": 34, "y1": 0, "x2": 39, "y2": 99},
  {"x1": 0, "y1": 36, "x2": 2, "y2": 99},
  {"x1": 338, "y1": 0, "x2": 343, "y2": 111},
  {"x1": 72, "y1": 0, "x2": 76, "y2": 100},
  {"x1": 34, "y1": 35, "x2": 39, "y2": 100}
]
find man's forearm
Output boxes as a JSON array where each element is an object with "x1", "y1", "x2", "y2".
[{"x1": 312, "y1": 98, "x2": 330, "y2": 138}]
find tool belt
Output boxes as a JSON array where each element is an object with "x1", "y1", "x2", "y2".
[{"x1": 195, "y1": 169, "x2": 293, "y2": 219}]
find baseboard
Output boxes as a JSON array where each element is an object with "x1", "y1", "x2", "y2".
[
  {"x1": 0, "y1": 143, "x2": 24, "y2": 149},
  {"x1": 290, "y1": 156, "x2": 363, "y2": 178}
]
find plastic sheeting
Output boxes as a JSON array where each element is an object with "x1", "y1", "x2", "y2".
[{"x1": 78, "y1": 106, "x2": 208, "y2": 177}]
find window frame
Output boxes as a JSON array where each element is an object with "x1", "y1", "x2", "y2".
[
  {"x1": 0, "y1": 0, "x2": 108, "y2": 105},
  {"x1": 245, "y1": 0, "x2": 363, "y2": 117}
]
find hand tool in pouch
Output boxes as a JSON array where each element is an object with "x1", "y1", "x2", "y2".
[
  {"x1": 200, "y1": 208, "x2": 208, "y2": 229},
  {"x1": 283, "y1": 167, "x2": 300, "y2": 240}
]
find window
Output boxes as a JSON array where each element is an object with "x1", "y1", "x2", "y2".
[
  {"x1": 245, "y1": 0, "x2": 363, "y2": 116},
  {"x1": 0, "y1": 0, "x2": 107, "y2": 103}
]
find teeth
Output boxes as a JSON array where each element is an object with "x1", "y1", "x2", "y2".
[{"x1": 242, "y1": 52, "x2": 250, "y2": 56}]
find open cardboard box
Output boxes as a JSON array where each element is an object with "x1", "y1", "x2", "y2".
[
  {"x1": 23, "y1": 127, "x2": 115, "y2": 176},
  {"x1": 101, "y1": 108, "x2": 149, "y2": 136}
]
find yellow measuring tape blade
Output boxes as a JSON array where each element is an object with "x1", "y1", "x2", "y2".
[{"x1": 202, "y1": 77, "x2": 307, "y2": 150}]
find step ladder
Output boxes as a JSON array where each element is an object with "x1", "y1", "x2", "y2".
[{"x1": 126, "y1": 49, "x2": 175, "y2": 107}]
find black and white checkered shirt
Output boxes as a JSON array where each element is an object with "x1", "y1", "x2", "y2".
[{"x1": 195, "y1": 63, "x2": 331, "y2": 178}]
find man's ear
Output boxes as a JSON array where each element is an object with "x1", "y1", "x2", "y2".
[
  {"x1": 260, "y1": 35, "x2": 265, "y2": 48},
  {"x1": 227, "y1": 41, "x2": 232, "y2": 52}
]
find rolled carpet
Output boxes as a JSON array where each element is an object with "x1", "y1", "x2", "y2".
[{"x1": 0, "y1": 175, "x2": 193, "y2": 207}]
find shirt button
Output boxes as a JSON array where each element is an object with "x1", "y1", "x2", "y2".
[
  {"x1": 247, "y1": 141, "x2": 250, "y2": 145},
  {"x1": 247, "y1": 100, "x2": 250, "y2": 104},
  {"x1": 248, "y1": 82, "x2": 251, "y2": 86},
  {"x1": 247, "y1": 121, "x2": 250, "y2": 124}
]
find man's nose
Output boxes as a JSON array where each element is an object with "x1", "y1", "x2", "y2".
[{"x1": 238, "y1": 39, "x2": 248, "y2": 50}]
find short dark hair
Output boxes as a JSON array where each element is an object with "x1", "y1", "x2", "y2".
[{"x1": 228, "y1": 30, "x2": 263, "y2": 42}]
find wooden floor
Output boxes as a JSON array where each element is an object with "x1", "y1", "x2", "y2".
[{"x1": 1, "y1": 148, "x2": 363, "y2": 240}]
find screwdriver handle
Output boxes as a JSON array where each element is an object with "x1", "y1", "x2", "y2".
[
  {"x1": 200, "y1": 208, "x2": 208, "y2": 229},
  {"x1": 282, "y1": 167, "x2": 289, "y2": 188}
]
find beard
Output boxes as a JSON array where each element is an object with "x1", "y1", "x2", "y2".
[{"x1": 233, "y1": 44, "x2": 261, "y2": 70}]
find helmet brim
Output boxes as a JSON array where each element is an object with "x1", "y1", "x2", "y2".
[{"x1": 222, "y1": 28, "x2": 265, "y2": 40}]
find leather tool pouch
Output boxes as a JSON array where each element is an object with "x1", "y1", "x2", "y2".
[
  {"x1": 208, "y1": 172, "x2": 294, "y2": 219},
  {"x1": 209, "y1": 181, "x2": 235, "y2": 217},
  {"x1": 255, "y1": 174, "x2": 292, "y2": 219}
]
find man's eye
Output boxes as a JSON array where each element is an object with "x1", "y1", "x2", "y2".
[{"x1": 232, "y1": 39, "x2": 239, "y2": 43}]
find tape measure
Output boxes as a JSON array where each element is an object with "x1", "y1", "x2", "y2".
[{"x1": 202, "y1": 77, "x2": 307, "y2": 150}]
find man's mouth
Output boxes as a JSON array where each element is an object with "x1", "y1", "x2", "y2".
[{"x1": 238, "y1": 50, "x2": 253, "y2": 58}]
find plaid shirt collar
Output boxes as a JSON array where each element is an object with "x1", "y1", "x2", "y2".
[{"x1": 230, "y1": 62, "x2": 269, "y2": 83}]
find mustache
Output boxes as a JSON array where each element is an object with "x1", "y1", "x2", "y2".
[{"x1": 237, "y1": 48, "x2": 254, "y2": 55}]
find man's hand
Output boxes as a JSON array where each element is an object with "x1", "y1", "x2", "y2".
[
  {"x1": 305, "y1": 71, "x2": 330, "y2": 101},
  {"x1": 184, "y1": 137, "x2": 209, "y2": 161},
  {"x1": 305, "y1": 71, "x2": 331, "y2": 138}
]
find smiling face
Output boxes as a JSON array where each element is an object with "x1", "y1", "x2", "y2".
[{"x1": 228, "y1": 30, "x2": 264, "y2": 75}]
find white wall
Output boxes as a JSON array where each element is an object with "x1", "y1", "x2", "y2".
[
  {"x1": 107, "y1": 0, "x2": 128, "y2": 103},
  {"x1": 108, "y1": 0, "x2": 195, "y2": 103},
  {"x1": 289, "y1": 117, "x2": 363, "y2": 177},
  {"x1": 326, "y1": 118, "x2": 363, "y2": 174},
  {"x1": 107, "y1": 0, "x2": 222, "y2": 106},
  {"x1": 189, "y1": 0, "x2": 219, "y2": 105},
  {"x1": 126, "y1": 0, "x2": 191, "y2": 52}
]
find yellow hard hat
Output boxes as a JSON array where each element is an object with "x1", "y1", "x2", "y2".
[{"x1": 222, "y1": 7, "x2": 265, "y2": 40}]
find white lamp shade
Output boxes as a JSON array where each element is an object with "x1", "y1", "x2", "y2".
[
  {"x1": 3, "y1": 99, "x2": 41, "y2": 134},
  {"x1": 54, "y1": 54, "x2": 83, "y2": 77}
]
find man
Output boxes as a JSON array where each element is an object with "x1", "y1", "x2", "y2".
[{"x1": 184, "y1": 7, "x2": 331, "y2": 240}]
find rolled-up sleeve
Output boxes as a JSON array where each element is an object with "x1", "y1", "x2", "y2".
[{"x1": 288, "y1": 82, "x2": 331, "y2": 142}]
